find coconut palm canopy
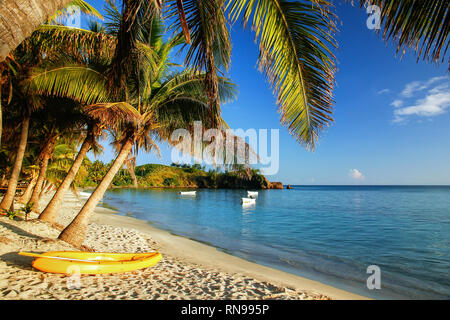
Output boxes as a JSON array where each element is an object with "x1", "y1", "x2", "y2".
[
  {"x1": 1, "y1": 0, "x2": 449, "y2": 149},
  {"x1": 165, "y1": 0, "x2": 338, "y2": 150},
  {"x1": 22, "y1": 0, "x2": 240, "y2": 246},
  {"x1": 28, "y1": 9, "x2": 238, "y2": 152}
]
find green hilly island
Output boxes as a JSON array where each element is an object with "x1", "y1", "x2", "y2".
[{"x1": 80, "y1": 161, "x2": 283, "y2": 190}]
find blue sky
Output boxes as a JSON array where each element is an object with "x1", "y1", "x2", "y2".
[{"x1": 82, "y1": 1, "x2": 450, "y2": 185}]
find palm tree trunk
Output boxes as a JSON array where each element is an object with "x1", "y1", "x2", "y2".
[
  {"x1": 0, "y1": 115, "x2": 30, "y2": 211},
  {"x1": 0, "y1": 0, "x2": 73, "y2": 62},
  {"x1": 28, "y1": 153, "x2": 50, "y2": 211},
  {"x1": 29, "y1": 136, "x2": 57, "y2": 212},
  {"x1": 18, "y1": 175, "x2": 37, "y2": 204},
  {"x1": 0, "y1": 88, "x2": 2, "y2": 148},
  {"x1": 0, "y1": 172, "x2": 7, "y2": 187},
  {"x1": 43, "y1": 182, "x2": 53, "y2": 195},
  {"x1": 58, "y1": 138, "x2": 133, "y2": 247},
  {"x1": 39, "y1": 137, "x2": 91, "y2": 224},
  {"x1": 130, "y1": 168, "x2": 138, "y2": 188},
  {"x1": 38, "y1": 179, "x2": 48, "y2": 199}
]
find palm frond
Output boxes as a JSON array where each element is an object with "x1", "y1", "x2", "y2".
[
  {"x1": 227, "y1": 0, "x2": 338, "y2": 149},
  {"x1": 85, "y1": 102, "x2": 142, "y2": 129},
  {"x1": 166, "y1": 0, "x2": 232, "y2": 122},
  {"x1": 30, "y1": 25, "x2": 116, "y2": 62},
  {"x1": 28, "y1": 65, "x2": 111, "y2": 105},
  {"x1": 358, "y1": 0, "x2": 449, "y2": 64},
  {"x1": 110, "y1": 0, "x2": 157, "y2": 95},
  {"x1": 150, "y1": 69, "x2": 237, "y2": 116},
  {"x1": 47, "y1": 0, "x2": 104, "y2": 24},
  {"x1": 175, "y1": 0, "x2": 192, "y2": 44},
  {"x1": 104, "y1": 0, "x2": 123, "y2": 36}
]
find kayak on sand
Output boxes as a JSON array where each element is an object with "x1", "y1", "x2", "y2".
[{"x1": 19, "y1": 251, "x2": 162, "y2": 274}]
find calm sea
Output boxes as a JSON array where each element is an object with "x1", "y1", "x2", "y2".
[{"x1": 99, "y1": 186, "x2": 450, "y2": 299}]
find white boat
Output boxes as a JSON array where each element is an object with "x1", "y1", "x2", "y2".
[
  {"x1": 179, "y1": 191, "x2": 196, "y2": 196},
  {"x1": 247, "y1": 191, "x2": 258, "y2": 198},
  {"x1": 241, "y1": 197, "x2": 256, "y2": 205}
]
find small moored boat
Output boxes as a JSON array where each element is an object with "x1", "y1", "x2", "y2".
[
  {"x1": 241, "y1": 197, "x2": 256, "y2": 205},
  {"x1": 247, "y1": 191, "x2": 258, "y2": 198},
  {"x1": 19, "y1": 251, "x2": 162, "y2": 275},
  {"x1": 179, "y1": 191, "x2": 196, "y2": 196}
]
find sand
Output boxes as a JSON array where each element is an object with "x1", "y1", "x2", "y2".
[{"x1": 0, "y1": 191, "x2": 367, "y2": 300}]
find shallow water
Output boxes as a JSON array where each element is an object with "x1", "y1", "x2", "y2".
[{"x1": 100, "y1": 186, "x2": 450, "y2": 299}]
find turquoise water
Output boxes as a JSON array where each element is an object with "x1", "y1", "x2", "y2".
[{"x1": 100, "y1": 186, "x2": 450, "y2": 299}]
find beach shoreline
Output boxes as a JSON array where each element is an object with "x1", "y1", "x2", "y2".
[
  {"x1": 92, "y1": 207, "x2": 367, "y2": 300},
  {"x1": 0, "y1": 191, "x2": 368, "y2": 300}
]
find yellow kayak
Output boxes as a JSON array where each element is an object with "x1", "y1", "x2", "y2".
[{"x1": 19, "y1": 251, "x2": 162, "y2": 275}]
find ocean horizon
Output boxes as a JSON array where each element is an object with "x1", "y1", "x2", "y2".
[{"x1": 97, "y1": 185, "x2": 450, "y2": 300}]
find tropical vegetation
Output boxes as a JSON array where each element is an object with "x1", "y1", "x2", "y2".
[{"x1": 75, "y1": 161, "x2": 270, "y2": 189}]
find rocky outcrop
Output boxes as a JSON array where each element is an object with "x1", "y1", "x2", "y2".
[{"x1": 268, "y1": 182, "x2": 283, "y2": 189}]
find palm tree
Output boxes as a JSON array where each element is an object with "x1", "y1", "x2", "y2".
[
  {"x1": 0, "y1": 1, "x2": 102, "y2": 212},
  {"x1": 0, "y1": 54, "x2": 38, "y2": 211},
  {"x1": 27, "y1": 130, "x2": 59, "y2": 211},
  {"x1": 0, "y1": 0, "x2": 102, "y2": 62},
  {"x1": 24, "y1": 98, "x2": 86, "y2": 211},
  {"x1": 0, "y1": 1, "x2": 101, "y2": 149},
  {"x1": 38, "y1": 121, "x2": 102, "y2": 224},
  {"x1": 0, "y1": 54, "x2": 16, "y2": 147},
  {"x1": 29, "y1": 1, "x2": 237, "y2": 246},
  {"x1": 43, "y1": 138, "x2": 91, "y2": 193},
  {"x1": 0, "y1": 110, "x2": 31, "y2": 211},
  {"x1": 57, "y1": 71, "x2": 235, "y2": 246}
]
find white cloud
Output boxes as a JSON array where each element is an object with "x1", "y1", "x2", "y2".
[
  {"x1": 427, "y1": 76, "x2": 447, "y2": 86},
  {"x1": 401, "y1": 76, "x2": 448, "y2": 97},
  {"x1": 377, "y1": 88, "x2": 390, "y2": 94},
  {"x1": 349, "y1": 169, "x2": 365, "y2": 180},
  {"x1": 402, "y1": 81, "x2": 427, "y2": 97},
  {"x1": 391, "y1": 76, "x2": 450, "y2": 123},
  {"x1": 394, "y1": 83, "x2": 450, "y2": 122},
  {"x1": 390, "y1": 99, "x2": 404, "y2": 108}
]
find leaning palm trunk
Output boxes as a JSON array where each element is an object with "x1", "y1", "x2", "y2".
[
  {"x1": 0, "y1": 116, "x2": 30, "y2": 211},
  {"x1": 125, "y1": 157, "x2": 138, "y2": 188},
  {"x1": 58, "y1": 138, "x2": 133, "y2": 247},
  {"x1": 18, "y1": 175, "x2": 38, "y2": 204},
  {"x1": 29, "y1": 137, "x2": 57, "y2": 212},
  {"x1": 39, "y1": 138, "x2": 91, "y2": 224},
  {"x1": 38, "y1": 180, "x2": 49, "y2": 199},
  {"x1": 0, "y1": 0, "x2": 73, "y2": 62},
  {"x1": 41, "y1": 182, "x2": 54, "y2": 197},
  {"x1": 28, "y1": 154, "x2": 50, "y2": 211},
  {"x1": 129, "y1": 168, "x2": 138, "y2": 188}
]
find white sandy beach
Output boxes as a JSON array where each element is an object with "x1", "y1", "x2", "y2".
[{"x1": 0, "y1": 191, "x2": 367, "y2": 300}]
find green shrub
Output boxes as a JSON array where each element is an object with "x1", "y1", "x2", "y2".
[{"x1": 163, "y1": 177, "x2": 179, "y2": 186}]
